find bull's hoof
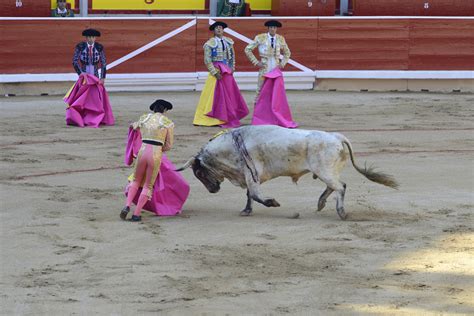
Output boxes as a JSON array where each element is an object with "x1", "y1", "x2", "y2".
[
  {"x1": 264, "y1": 199, "x2": 280, "y2": 207},
  {"x1": 317, "y1": 200, "x2": 326, "y2": 212},
  {"x1": 337, "y1": 208, "x2": 347, "y2": 220},
  {"x1": 239, "y1": 210, "x2": 253, "y2": 216}
]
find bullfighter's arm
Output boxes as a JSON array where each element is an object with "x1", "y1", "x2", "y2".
[
  {"x1": 131, "y1": 114, "x2": 149, "y2": 130},
  {"x1": 280, "y1": 36, "x2": 291, "y2": 68},
  {"x1": 230, "y1": 44, "x2": 236, "y2": 72},
  {"x1": 204, "y1": 44, "x2": 219, "y2": 76},
  {"x1": 163, "y1": 125, "x2": 174, "y2": 152},
  {"x1": 245, "y1": 36, "x2": 260, "y2": 66},
  {"x1": 72, "y1": 44, "x2": 82, "y2": 76},
  {"x1": 99, "y1": 47, "x2": 107, "y2": 79}
]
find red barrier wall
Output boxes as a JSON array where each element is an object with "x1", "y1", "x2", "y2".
[
  {"x1": 0, "y1": 18, "x2": 473, "y2": 75},
  {"x1": 0, "y1": 0, "x2": 51, "y2": 17},
  {"x1": 271, "y1": 0, "x2": 335, "y2": 16},
  {"x1": 353, "y1": 0, "x2": 474, "y2": 16},
  {"x1": 0, "y1": 19, "x2": 196, "y2": 74},
  {"x1": 409, "y1": 19, "x2": 474, "y2": 69},
  {"x1": 317, "y1": 19, "x2": 410, "y2": 70}
]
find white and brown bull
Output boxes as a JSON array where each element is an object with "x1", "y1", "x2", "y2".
[{"x1": 178, "y1": 125, "x2": 398, "y2": 220}]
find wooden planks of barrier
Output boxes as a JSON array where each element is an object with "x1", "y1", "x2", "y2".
[
  {"x1": 353, "y1": 0, "x2": 474, "y2": 16},
  {"x1": 0, "y1": 0, "x2": 51, "y2": 17},
  {"x1": 408, "y1": 19, "x2": 474, "y2": 69},
  {"x1": 271, "y1": 0, "x2": 335, "y2": 16},
  {"x1": 0, "y1": 19, "x2": 196, "y2": 74},
  {"x1": 0, "y1": 20, "x2": 90, "y2": 74},
  {"x1": 94, "y1": 19, "x2": 196, "y2": 73},
  {"x1": 1, "y1": 17, "x2": 473, "y2": 76},
  {"x1": 317, "y1": 19, "x2": 410, "y2": 70}
]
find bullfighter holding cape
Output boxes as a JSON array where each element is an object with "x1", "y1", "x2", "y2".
[
  {"x1": 245, "y1": 20, "x2": 297, "y2": 128},
  {"x1": 121, "y1": 100, "x2": 190, "y2": 222},
  {"x1": 193, "y1": 21, "x2": 249, "y2": 128},
  {"x1": 64, "y1": 28, "x2": 114, "y2": 128}
]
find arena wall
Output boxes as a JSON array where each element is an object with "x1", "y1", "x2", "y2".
[
  {"x1": 353, "y1": 0, "x2": 474, "y2": 17},
  {"x1": 1, "y1": 17, "x2": 473, "y2": 95}
]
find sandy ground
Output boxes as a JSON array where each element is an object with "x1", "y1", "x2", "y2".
[{"x1": 0, "y1": 90, "x2": 473, "y2": 315}]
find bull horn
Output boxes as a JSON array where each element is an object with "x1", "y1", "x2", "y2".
[{"x1": 175, "y1": 157, "x2": 195, "y2": 171}]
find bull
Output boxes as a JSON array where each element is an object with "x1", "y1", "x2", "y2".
[{"x1": 178, "y1": 125, "x2": 398, "y2": 220}]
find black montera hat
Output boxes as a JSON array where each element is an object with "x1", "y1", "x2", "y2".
[
  {"x1": 150, "y1": 99, "x2": 173, "y2": 112},
  {"x1": 82, "y1": 28, "x2": 101, "y2": 37},
  {"x1": 264, "y1": 20, "x2": 282, "y2": 28},
  {"x1": 209, "y1": 21, "x2": 228, "y2": 31}
]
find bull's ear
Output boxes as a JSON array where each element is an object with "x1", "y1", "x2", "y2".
[{"x1": 175, "y1": 157, "x2": 195, "y2": 172}]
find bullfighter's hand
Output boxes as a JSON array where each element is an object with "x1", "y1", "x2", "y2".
[{"x1": 131, "y1": 122, "x2": 140, "y2": 130}]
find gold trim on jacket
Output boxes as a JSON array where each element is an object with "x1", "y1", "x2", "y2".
[
  {"x1": 133, "y1": 113, "x2": 174, "y2": 152},
  {"x1": 204, "y1": 36, "x2": 236, "y2": 75},
  {"x1": 245, "y1": 33, "x2": 291, "y2": 70}
]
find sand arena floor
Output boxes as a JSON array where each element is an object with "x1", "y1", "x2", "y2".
[{"x1": 1, "y1": 90, "x2": 473, "y2": 315}]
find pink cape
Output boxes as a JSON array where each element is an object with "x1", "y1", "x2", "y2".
[
  {"x1": 124, "y1": 128, "x2": 190, "y2": 216},
  {"x1": 251, "y1": 68, "x2": 297, "y2": 128},
  {"x1": 207, "y1": 62, "x2": 249, "y2": 128},
  {"x1": 64, "y1": 74, "x2": 115, "y2": 128}
]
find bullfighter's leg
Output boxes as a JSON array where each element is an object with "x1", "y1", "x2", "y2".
[
  {"x1": 317, "y1": 186, "x2": 334, "y2": 212},
  {"x1": 253, "y1": 71, "x2": 265, "y2": 104},
  {"x1": 121, "y1": 145, "x2": 147, "y2": 220},
  {"x1": 240, "y1": 189, "x2": 254, "y2": 216},
  {"x1": 244, "y1": 168, "x2": 280, "y2": 208},
  {"x1": 132, "y1": 145, "x2": 162, "y2": 219}
]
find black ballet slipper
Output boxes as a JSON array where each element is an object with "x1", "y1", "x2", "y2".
[
  {"x1": 120, "y1": 206, "x2": 130, "y2": 220},
  {"x1": 130, "y1": 215, "x2": 142, "y2": 222}
]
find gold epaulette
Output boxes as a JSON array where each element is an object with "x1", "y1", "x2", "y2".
[
  {"x1": 224, "y1": 37, "x2": 234, "y2": 45},
  {"x1": 205, "y1": 38, "x2": 218, "y2": 48},
  {"x1": 256, "y1": 33, "x2": 267, "y2": 43},
  {"x1": 160, "y1": 115, "x2": 174, "y2": 128},
  {"x1": 276, "y1": 34, "x2": 286, "y2": 42}
]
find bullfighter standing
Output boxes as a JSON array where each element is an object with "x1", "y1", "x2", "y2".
[
  {"x1": 193, "y1": 21, "x2": 248, "y2": 128},
  {"x1": 64, "y1": 28, "x2": 114, "y2": 127},
  {"x1": 245, "y1": 20, "x2": 297, "y2": 128}
]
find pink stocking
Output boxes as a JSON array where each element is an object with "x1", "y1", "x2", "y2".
[
  {"x1": 126, "y1": 182, "x2": 140, "y2": 208},
  {"x1": 133, "y1": 189, "x2": 149, "y2": 217}
]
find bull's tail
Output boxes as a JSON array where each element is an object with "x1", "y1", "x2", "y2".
[{"x1": 338, "y1": 135, "x2": 399, "y2": 189}]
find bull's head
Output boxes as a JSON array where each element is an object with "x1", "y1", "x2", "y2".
[{"x1": 177, "y1": 156, "x2": 222, "y2": 193}]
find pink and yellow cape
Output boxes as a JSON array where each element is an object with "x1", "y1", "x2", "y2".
[{"x1": 193, "y1": 62, "x2": 248, "y2": 128}]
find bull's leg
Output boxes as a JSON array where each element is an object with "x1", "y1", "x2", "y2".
[
  {"x1": 244, "y1": 168, "x2": 280, "y2": 208},
  {"x1": 240, "y1": 189, "x2": 254, "y2": 216},
  {"x1": 317, "y1": 173, "x2": 347, "y2": 220},
  {"x1": 317, "y1": 186, "x2": 334, "y2": 212},
  {"x1": 335, "y1": 183, "x2": 347, "y2": 220}
]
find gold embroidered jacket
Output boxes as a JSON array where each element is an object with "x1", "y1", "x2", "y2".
[
  {"x1": 204, "y1": 36, "x2": 236, "y2": 75},
  {"x1": 133, "y1": 113, "x2": 174, "y2": 151},
  {"x1": 245, "y1": 33, "x2": 291, "y2": 72}
]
